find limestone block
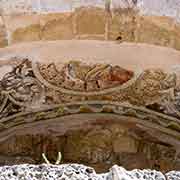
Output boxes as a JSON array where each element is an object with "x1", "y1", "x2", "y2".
[
  {"x1": 108, "y1": 10, "x2": 136, "y2": 41},
  {"x1": 135, "y1": 16, "x2": 180, "y2": 50},
  {"x1": 0, "y1": 29, "x2": 7, "y2": 47},
  {"x1": 64, "y1": 128, "x2": 112, "y2": 163},
  {"x1": 74, "y1": 7, "x2": 106, "y2": 35},
  {"x1": 3, "y1": 14, "x2": 41, "y2": 43},
  {"x1": 112, "y1": 135, "x2": 138, "y2": 153},
  {"x1": 75, "y1": 34, "x2": 105, "y2": 40},
  {"x1": 12, "y1": 24, "x2": 41, "y2": 43},
  {"x1": 40, "y1": 13, "x2": 74, "y2": 40},
  {"x1": 0, "y1": 16, "x2": 8, "y2": 47}
]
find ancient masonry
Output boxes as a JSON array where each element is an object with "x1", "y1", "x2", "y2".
[
  {"x1": 0, "y1": 0, "x2": 180, "y2": 49},
  {"x1": 0, "y1": 0, "x2": 180, "y2": 175},
  {"x1": 0, "y1": 54, "x2": 179, "y2": 171}
]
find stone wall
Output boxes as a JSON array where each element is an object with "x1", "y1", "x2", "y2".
[
  {"x1": 0, "y1": 16, "x2": 8, "y2": 47},
  {"x1": 0, "y1": 1, "x2": 180, "y2": 174},
  {"x1": 0, "y1": 50, "x2": 180, "y2": 171},
  {"x1": 0, "y1": 0, "x2": 180, "y2": 50}
]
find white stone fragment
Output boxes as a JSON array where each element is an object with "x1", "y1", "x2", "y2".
[
  {"x1": 166, "y1": 171, "x2": 180, "y2": 180},
  {"x1": 0, "y1": 164, "x2": 178, "y2": 180},
  {"x1": 110, "y1": 165, "x2": 166, "y2": 180}
]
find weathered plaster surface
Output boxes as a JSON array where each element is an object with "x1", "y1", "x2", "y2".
[
  {"x1": 0, "y1": 0, "x2": 180, "y2": 20},
  {"x1": 0, "y1": 0, "x2": 180, "y2": 48}
]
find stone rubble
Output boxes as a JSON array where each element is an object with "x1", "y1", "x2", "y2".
[{"x1": 0, "y1": 164, "x2": 179, "y2": 180}]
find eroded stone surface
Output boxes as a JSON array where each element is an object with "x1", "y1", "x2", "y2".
[
  {"x1": 0, "y1": 52, "x2": 179, "y2": 171},
  {"x1": 166, "y1": 171, "x2": 180, "y2": 180},
  {"x1": 0, "y1": 164, "x2": 179, "y2": 180},
  {"x1": 0, "y1": 164, "x2": 107, "y2": 180},
  {"x1": 4, "y1": 9, "x2": 180, "y2": 50},
  {"x1": 0, "y1": 16, "x2": 8, "y2": 47},
  {"x1": 0, "y1": 0, "x2": 180, "y2": 20},
  {"x1": 0, "y1": 1, "x2": 180, "y2": 49}
]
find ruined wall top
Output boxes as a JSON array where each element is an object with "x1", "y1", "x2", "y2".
[{"x1": 0, "y1": 0, "x2": 180, "y2": 21}]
